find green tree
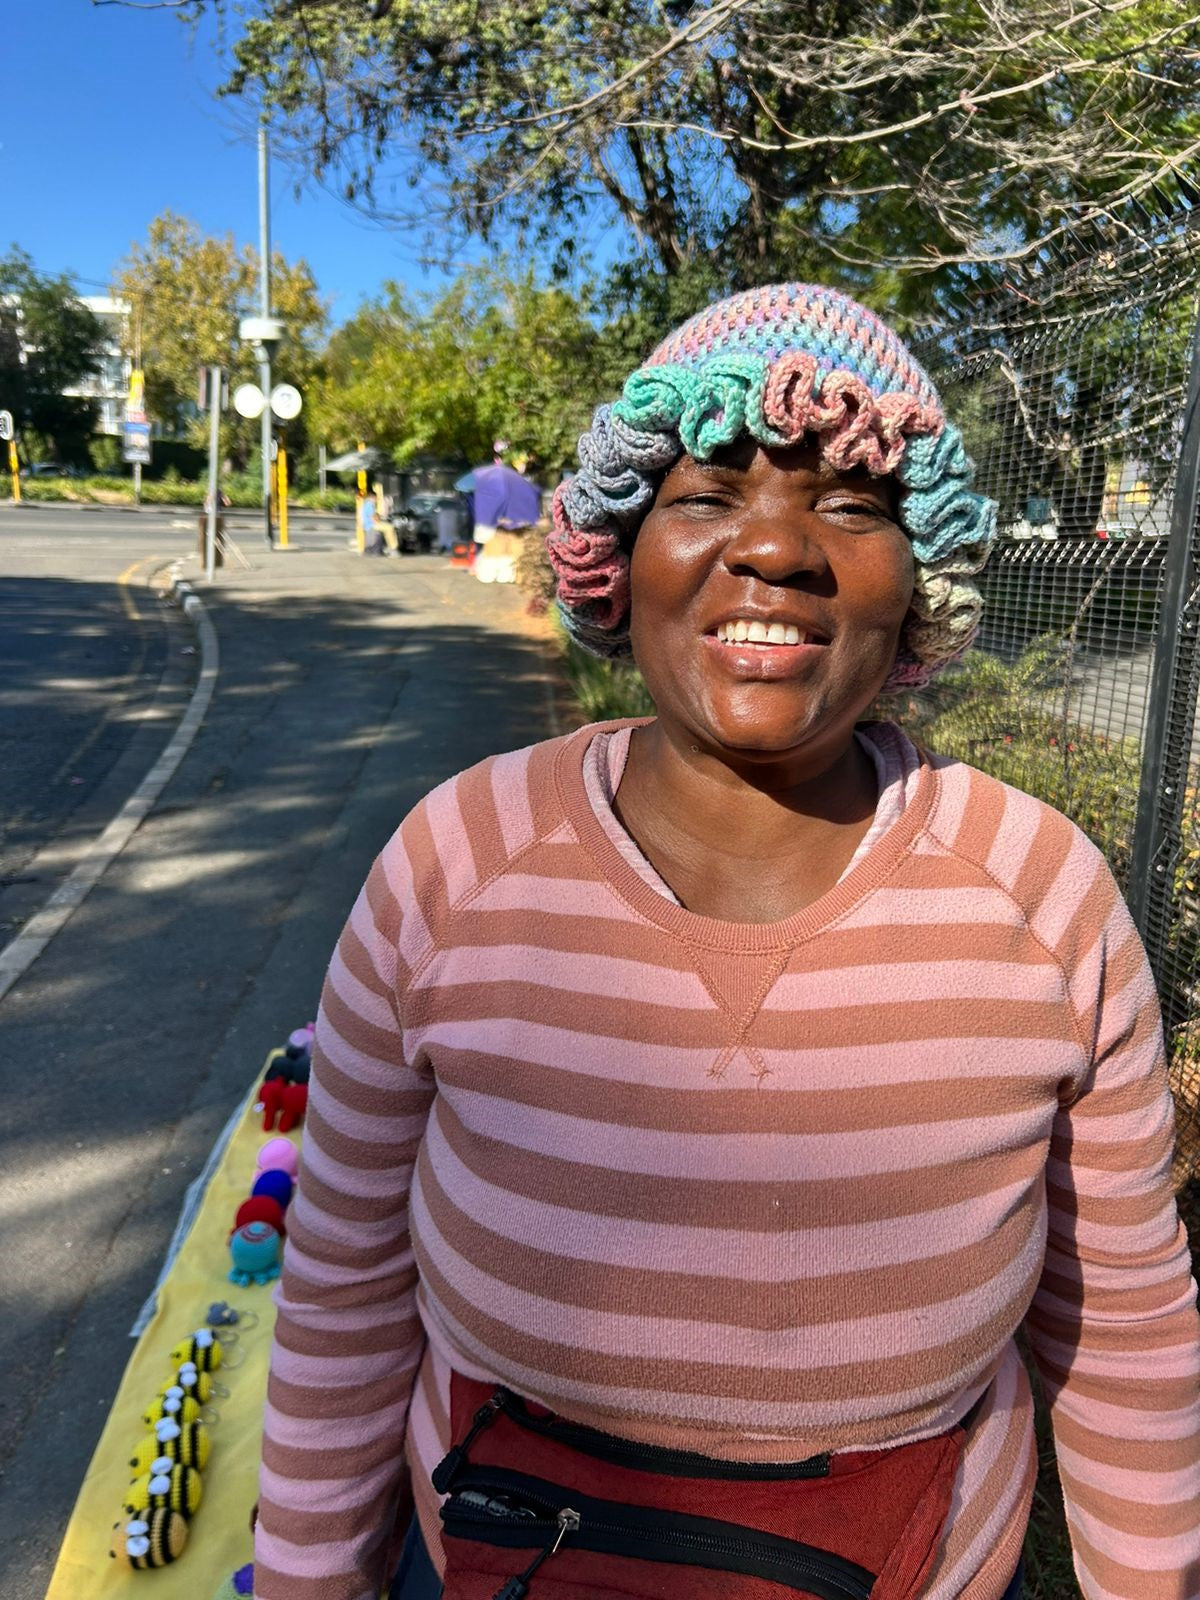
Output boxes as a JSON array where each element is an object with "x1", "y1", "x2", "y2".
[
  {"x1": 110, "y1": 1, "x2": 1200, "y2": 309},
  {"x1": 113, "y1": 211, "x2": 326, "y2": 459},
  {"x1": 0, "y1": 247, "x2": 104, "y2": 460},
  {"x1": 314, "y1": 266, "x2": 598, "y2": 475}
]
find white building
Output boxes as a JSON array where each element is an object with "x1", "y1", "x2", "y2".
[{"x1": 65, "y1": 296, "x2": 132, "y2": 435}]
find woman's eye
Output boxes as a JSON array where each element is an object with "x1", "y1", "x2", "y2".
[
  {"x1": 674, "y1": 492, "x2": 730, "y2": 510},
  {"x1": 821, "y1": 500, "x2": 893, "y2": 523}
]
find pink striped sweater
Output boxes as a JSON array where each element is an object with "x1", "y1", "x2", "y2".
[{"x1": 254, "y1": 719, "x2": 1200, "y2": 1600}]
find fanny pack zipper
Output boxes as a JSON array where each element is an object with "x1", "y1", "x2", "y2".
[
  {"x1": 489, "y1": 1387, "x2": 831, "y2": 1481},
  {"x1": 441, "y1": 1464, "x2": 876, "y2": 1600}
]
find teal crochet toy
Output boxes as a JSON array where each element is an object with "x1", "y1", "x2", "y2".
[{"x1": 228, "y1": 1219, "x2": 281, "y2": 1286}]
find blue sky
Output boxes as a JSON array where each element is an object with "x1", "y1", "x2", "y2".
[{"x1": 6, "y1": 0, "x2": 494, "y2": 323}]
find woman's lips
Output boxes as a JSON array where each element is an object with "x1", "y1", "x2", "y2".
[{"x1": 700, "y1": 630, "x2": 830, "y2": 680}]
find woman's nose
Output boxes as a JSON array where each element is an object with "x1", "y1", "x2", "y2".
[{"x1": 722, "y1": 507, "x2": 830, "y2": 584}]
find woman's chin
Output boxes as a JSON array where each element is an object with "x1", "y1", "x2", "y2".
[{"x1": 687, "y1": 702, "x2": 849, "y2": 765}]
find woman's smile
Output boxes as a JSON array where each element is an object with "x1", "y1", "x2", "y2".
[
  {"x1": 702, "y1": 618, "x2": 830, "y2": 680},
  {"x1": 629, "y1": 437, "x2": 914, "y2": 769}
]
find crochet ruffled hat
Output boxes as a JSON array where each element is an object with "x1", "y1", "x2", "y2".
[{"x1": 548, "y1": 283, "x2": 996, "y2": 691}]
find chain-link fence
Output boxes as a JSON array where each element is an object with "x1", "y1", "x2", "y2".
[{"x1": 896, "y1": 206, "x2": 1200, "y2": 1202}]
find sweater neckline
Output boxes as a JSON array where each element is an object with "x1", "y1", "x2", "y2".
[{"x1": 554, "y1": 717, "x2": 940, "y2": 954}]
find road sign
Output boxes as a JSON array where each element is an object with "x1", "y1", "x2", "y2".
[
  {"x1": 0, "y1": 410, "x2": 12, "y2": 443},
  {"x1": 233, "y1": 383, "x2": 266, "y2": 420},
  {"x1": 123, "y1": 420, "x2": 152, "y2": 466},
  {"x1": 270, "y1": 383, "x2": 302, "y2": 421}
]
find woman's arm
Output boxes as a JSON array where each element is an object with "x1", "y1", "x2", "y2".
[
  {"x1": 254, "y1": 847, "x2": 436, "y2": 1600},
  {"x1": 1024, "y1": 876, "x2": 1200, "y2": 1600}
]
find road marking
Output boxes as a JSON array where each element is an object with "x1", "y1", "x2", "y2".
[
  {"x1": 0, "y1": 571, "x2": 220, "y2": 1004},
  {"x1": 117, "y1": 555, "x2": 157, "y2": 623},
  {"x1": 0, "y1": 555, "x2": 163, "y2": 845}
]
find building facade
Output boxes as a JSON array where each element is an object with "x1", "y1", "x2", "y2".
[{"x1": 63, "y1": 297, "x2": 132, "y2": 435}]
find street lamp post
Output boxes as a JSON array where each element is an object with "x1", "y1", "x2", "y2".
[
  {"x1": 238, "y1": 316, "x2": 284, "y2": 542},
  {"x1": 257, "y1": 122, "x2": 273, "y2": 549}
]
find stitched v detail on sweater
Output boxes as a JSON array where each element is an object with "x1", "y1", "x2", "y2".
[{"x1": 692, "y1": 947, "x2": 794, "y2": 1080}]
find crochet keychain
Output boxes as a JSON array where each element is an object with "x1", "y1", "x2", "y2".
[
  {"x1": 227, "y1": 1131, "x2": 301, "y2": 1285},
  {"x1": 114, "y1": 1318, "x2": 243, "y2": 1570},
  {"x1": 110, "y1": 1509, "x2": 188, "y2": 1570},
  {"x1": 255, "y1": 1025, "x2": 313, "y2": 1131}
]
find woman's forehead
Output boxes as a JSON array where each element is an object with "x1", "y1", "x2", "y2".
[{"x1": 668, "y1": 438, "x2": 889, "y2": 486}]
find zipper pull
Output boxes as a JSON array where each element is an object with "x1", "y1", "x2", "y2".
[
  {"x1": 431, "y1": 1394, "x2": 503, "y2": 1494},
  {"x1": 491, "y1": 1506, "x2": 580, "y2": 1600}
]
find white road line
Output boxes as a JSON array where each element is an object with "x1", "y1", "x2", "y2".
[{"x1": 0, "y1": 572, "x2": 219, "y2": 1004}]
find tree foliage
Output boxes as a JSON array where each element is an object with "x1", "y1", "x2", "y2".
[
  {"x1": 0, "y1": 246, "x2": 104, "y2": 457},
  {"x1": 111, "y1": 0, "x2": 1200, "y2": 309},
  {"x1": 314, "y1": 265, "x2": 598, "y2": 474},
  {"x1": 113, "y1": 211, "x2": 326, "y2": 453}
]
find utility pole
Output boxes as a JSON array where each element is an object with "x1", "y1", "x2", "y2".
[
  {"x1": 258, "y1": 120, "x2": 274, "y2": 550},
  {"x1": 205, "y1": 366, "x2": 222, "y2": 582}
]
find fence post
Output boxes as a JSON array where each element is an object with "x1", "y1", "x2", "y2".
[{"x1": 1127, "y1": 303, "x2": 1200, "y2": 973}]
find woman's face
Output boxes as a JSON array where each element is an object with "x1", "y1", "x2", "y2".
[{"x1": 629, "y1": 438, "x2": 914, "y2": 772}]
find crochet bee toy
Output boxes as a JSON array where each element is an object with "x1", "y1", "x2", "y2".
[
  {"x1": 124, "y1": 1461, "x2": 203, "y2": 1519},
  {"x1": 142, "y1": 1390, "x2": 201, "y2": 1430},
  {"x1": 130, "y1": 1417, "x2": 211, "y2": 1475},
  {"x1": 171, "y1": 1327, "x2": 224, "y2": 1372},
  {"x1": 110, "y1": 1509, "x2": 188, "y2": 1570}
]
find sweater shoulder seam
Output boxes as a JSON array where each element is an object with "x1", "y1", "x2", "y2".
[
  {"x1": 402, "y1": 818, "x2": 569, "y2": 998},
  {"x1": 920, "y1": 788, "x2": 1094, "y2": 1079}
]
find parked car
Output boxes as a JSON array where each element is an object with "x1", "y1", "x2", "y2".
[
  {"x1": 27, "y1": 461, "x2": 87, "y2": 478},
  {"x1": 401, "y1": 492, "x2": 466, "y2": 552}
]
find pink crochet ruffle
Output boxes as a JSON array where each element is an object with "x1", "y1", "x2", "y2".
[
  {"x1": 548, "y1": 484, "x2": 631, "y2": 630},
  {"x1": 762, "y1": 356, "x2": 942, "y2": 474}
]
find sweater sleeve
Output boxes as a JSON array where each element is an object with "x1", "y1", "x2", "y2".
[
  {"x1": 1024, "y1": 864, "x2": 1200, "y2": 1600},
  {"x1": 253, "y1": 843, "x2": 436, "y2": 1600}
]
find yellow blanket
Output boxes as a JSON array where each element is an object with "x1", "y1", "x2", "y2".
[{"x1": 47, "y1": 1060, "x2": 300, "y2": 1600}]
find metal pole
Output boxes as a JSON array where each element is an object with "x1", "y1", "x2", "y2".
[
  {"x1": 1127, "y1": 302, "x2": 1200, "y2": 964},
  {"x1": 319, "y1": 443, "x2": 327, "y2": 494},
  {"x1": 205, "y1": 366, "x2": 221, "y2": 582},
  {"x1": 277, "y1": 442, "x2": 289, "y2": 547},
  {"x1": 258, "y1": 120, "x2": 273, "y2": 549},
  {"x1": 356, "y1": 440, "x2": 367, "y2": 554},
  {"x1": 133, "y1": 460, "x2": 142, "y2": 504}
]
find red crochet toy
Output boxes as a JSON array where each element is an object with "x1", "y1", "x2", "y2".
[
  {"x1": 232, "y1": 1195, "x2": 286, "y2": 1239},
  {"x1": 259, "y1": 1080, "x2": 307, "y2": 1133}
]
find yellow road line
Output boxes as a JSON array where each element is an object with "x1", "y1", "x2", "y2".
[{"x1": 117, "y1": 555, "x2": 158, "y2": 623}]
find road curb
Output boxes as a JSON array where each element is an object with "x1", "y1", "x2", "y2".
[{"x1": 0, "y1": 567, "x2": 220, "y2": 1004}]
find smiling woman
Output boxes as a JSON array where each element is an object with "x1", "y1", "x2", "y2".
[{"x1": 252, "y1": 287, "x2": 1200, "y2": 1600}]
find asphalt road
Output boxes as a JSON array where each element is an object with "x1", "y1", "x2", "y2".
[{"x1": 0, "y1": 505, "x2": 557, "y2": 1598}]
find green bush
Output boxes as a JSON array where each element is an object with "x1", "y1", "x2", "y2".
[
  {"x1": 563, "y1": 638, "x2": 655, "y2": 722},
  {"x1": 7, "y1": 471, "x2": 355, "y2": 511},
  {"x1": 291, "y1": 487, "x2": 357, "y2": 511},
  {"x1": 88, "y1": 435, "x2": 123, "y2": 474},
  {"x1": 139, "y1": 479, "x2": 206, "y2": 505},
  {"x1": 884, "y1": 640, "x2": 1141, "y2": 880}
]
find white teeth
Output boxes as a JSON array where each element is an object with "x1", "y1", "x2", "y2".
[{"x1": 716, "y1": 620, "x2": 810, "y2": 645}]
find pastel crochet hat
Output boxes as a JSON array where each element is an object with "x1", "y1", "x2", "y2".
[{"x1": 548, "y1": 283, "x2": 996, "y2": 690}]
